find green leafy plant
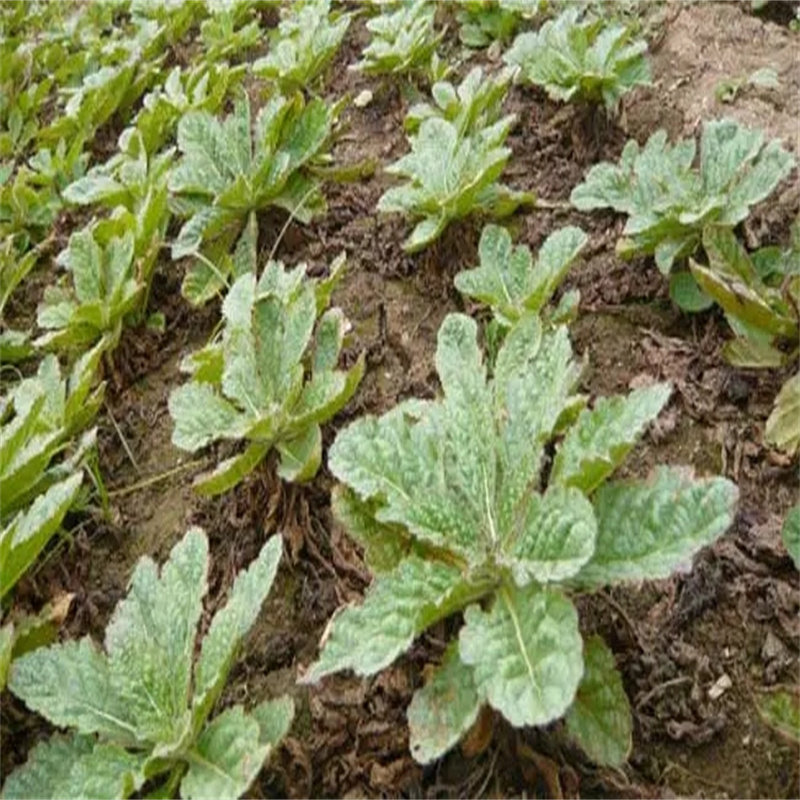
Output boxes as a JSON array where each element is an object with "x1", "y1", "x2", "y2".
[
  {"x1": 685, "y1": 226, "x2": 798, "y2": 455},
  {"x1": 503, "y1": 6, "x2": 651, "y2": 110},
  {"x1": 199, "y1": 2, "x2": 263, "y2": 62},
  {"x1": 455, "y1": 0, "x2": 542, "y2": 49},
  {"x1": 570, "y1": 119, "x2": 796, "y2": 273},
  {"x1": 405, "y1": 66, "x2": 514, "y2": 136},
  {"x1": 35, "y1": 225, "x2": 142, "y2": 353},
  {"x1": 378, "y1": 115, "x2": 534, "y2": 252},
  {"x1": 169, "y1": 256, "x2": 365, "y2": 495},
  {"x1": 455, "y1": 223, "x2": 587, "y2": 327},
  {"x1": 302, "y1": 311, "x2": 738, "y2": 765},
  {"x1": 168, "y1": 93, "x2": 341, "y2": 304},
  {"x1": 133, "y1": 63, "x2": 245, "y2": 154},
  {"x1": 353, "y1": 0, "x2": 444, "y2": 79},
  {"x1": 63, "y1": 127, "x2": 173, "y2": 304},
  {"x1": 1, "y1": 345, "x2": 104, "y2": 601},
  {"x1": 2, "y1": 528, "x2": 294, "y2": 799},
  {"x1": 253, "y1": 0, "x2": 351, "y2": 92}
]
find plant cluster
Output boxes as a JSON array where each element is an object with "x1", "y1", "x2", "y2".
[
  {"x1": 571, "y1": 119, "x2": 796, "y2": 274},
  {"x1": 2, "y1": 2, "x2": 798, "y2": 795},
  {"x1": 378, "y1": 69, "x2": 533, "y2": 252},
  {"x1": 455, "y1": 0, "x2": 543, "y2": 49},
  {"x1": 353, "y1": 0, "x2": 446, "y2": 80},
  {"x1": 169, "y1": 256, "x2": 365, "y2": 495},
  {"x1": 168, "y1": 93, "x2": 342, "y2": 304},
  {"x1": 2, "y1": 528, "x2": 293, "y2": 799},
  {"x1": 253, "y1": 0, "x2": 351, "y2": 92},
  {"x1": 303, "y1": 310, "x2": 738, "y2": 765},
  {"x1": 503, "y1": 6, "x2": 651, "y2": 110}
]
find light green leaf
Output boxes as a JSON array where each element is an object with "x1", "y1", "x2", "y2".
[
  {"x1": 669, "y1": 271, "x2": 714, "y2": 312},
  {"x1": 8, "y1": 639, "x2": 135, "y2": 740},
  {"x1": 193, "y1": 536, "x2": 283, "y2": 726},
  {"x1": 303, "y1": 557, "x2": 469, "y2": 682},
  {"x1": 250, "y1": 696, "x2": 295, "y2": 748},
  {"x1": 565, "y1": 635, "x2": 631, "y2": 766},
  {"x1": 104, "y1": 528, "x2": 208, "y2": 744},
  {"x1": 276, "y1": 424, "x2": 321, "y2": 483},
  {"x1": 0, "y1": 473, "x2": 83, "y2": 600},
  {"x1": 722, "y1": 336, "x2": 786, "y2": 368},
  {"x1": 407, "y1": 642, "x2": 482, "y2": 765},
  {"x1": 502, "y1": 486, "x2": 596, "y2": 585},
  {"x1": 331, "y1": 486, "x2": 409, "y2": 573},
  {"x1": 576, "y1": 467, "x2": 738, "y2": 587},
  {"x1": 193, "y1": 442, "x2": 271, "y2": 497},
  {"x1": 0, "y1": 735, "x2": 146, "y2": 800},
  {"x1": 180, "y1": 706, "x2": 268, "y2": 800},
  {"x1": 765, "y1": 374, "x2": 800, "y2": 456},
  {"x1": 459, "y1": 584, "x2": 583, "y2": 728},
  {"x1": 551, "y1": 383, "x2": 672, "y2": 494},
  {"x1": 169, "y1": 383, "x2": 244, "y2": 452}
]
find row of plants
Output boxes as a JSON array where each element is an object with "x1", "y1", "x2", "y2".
[{"x1": 1, "y1": 0, "x2": 798, "y2": 796}]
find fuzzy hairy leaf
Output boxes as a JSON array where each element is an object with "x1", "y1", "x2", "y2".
[
  {"x1": 193, "y1": 536, "x2": 283, "y2": 725},
  {"x1": 0, "y1": 735, "x2": 146, "y2": 800},
  {"x1": 565, "y1": 636, "x2": 631, "y2": 766},
  {"x1": 104, "y1": 528, "x2": 208, "y2": 744},
  {"x1": 303, "y1": 557, "x2": 471, "y2": 682},
  {"x1": 170, "y1": 260, "x2": 362, "y2": 493},
  {"x1": 571, "y1": 120, "x2": 796, "y2": 272},
  {"x1": 459, "y1": 584, "x2": 583, "y2": 727},
  {"x1": 407, "y1": 642, "x2": 482, "y2": 765},
  {"x1": 576, "y1": 467, "x2": 738, "y2": 587},
  {"x1": 502, "y1": 486, "x2": 597, "y2": 585},
  {"x1": 766, "y1": 374, "x2": 800, "y2": 456},
  {"x1": 5, "y1": 527, "x2": 289, "y2": 800},
  {"x1": 354, "y1": 0, "x2": 443, "y2": 77},
  {"x1": 180, "y1": 706, "x2": 269, "y2": 800},
  {"x1": 377, "y1": 116, "x2": 533, "y2": 252},
  {"x1": 551, "y1": 383, "x2": 672, "y2": 494},
  {"x1": 505, "y1": 7, "x2": 651, "y2": 109},
  {"x1": 455, "y1": 224, "x2": 587, "y2": 323}
]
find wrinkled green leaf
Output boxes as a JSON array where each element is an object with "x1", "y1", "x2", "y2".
[
  {"x1": 303, "y1": 557, "x2": 470, "y2": 682},
  {"x1": 505, "y1": 7, "x2": 651, "y2": 110},
  {"x1": 459, "y1": 584, "x2": 583, "y2": 727},
  {"x1": 576, "y1": 467, "x2": 738, "y2": 587},
  {"x1": 407, "y1": 642, "x2": 482, "y2": 764},
  {"x1": 565, "y1": 636, "x2": 631, "y2": 766},
  {"x1": 766, "y1": 374, "x2": 800, "y2": 456}
]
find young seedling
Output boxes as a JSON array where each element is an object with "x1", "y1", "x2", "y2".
[
  {"x1": 169, "y1": 256, "x2": 364, "y2": 495},
  {"x1": 168, "y1": 93, "x2": 341, "y2": 305},
  {"x1": 353, "y1": 0, "x2": 445, "y2": 80},
  {"x1": 253, "y1": 0, "x2": 351, "y2": 93},
  {"x1": 378, "y1": 113, "x2": 534, "y2": 252},
  {"x1": 571, "y1": 118, "x2": 796, "y2": 273},
  {"x1": 303, "y1": 312, "x2": 738, "y2": 766},
  {"x1": 504, "y1": 6, "x2": 651, "y2": 111}
]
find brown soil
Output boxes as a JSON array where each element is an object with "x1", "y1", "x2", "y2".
[{"x1": 2, "y1": 3, "x2": 799, "y2": 798}]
